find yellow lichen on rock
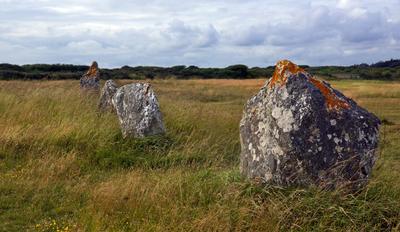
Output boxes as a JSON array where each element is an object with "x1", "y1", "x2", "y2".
[
  {"x1": 269, "y1": 60, "x2": 305, "y2": 88},
  {"x1": 80, "y1": 61, "x2": 100, "y2": 90},
  {"x1": 309, "y1": 77, "x2": 350, "y2": 110},
  {"x1": 86, "y1": 61, "x2": 99, "y2": 77},
  {"x1": 269, "y1": 60, "x2": 350, "y2": 110}
]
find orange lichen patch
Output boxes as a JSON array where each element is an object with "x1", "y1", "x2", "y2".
[
  {"x1": 268, "y1": 59, "x2": 350, "y2": 111},
  {"x1": 309, "y1": 77, "x2": 350, "y2": 110},
  {"x1": 269, "y1": 60, "x2": 305, "y2": 88},
  {"x1": 86, "y1": 61, "x2": 99, "y2": 77}
]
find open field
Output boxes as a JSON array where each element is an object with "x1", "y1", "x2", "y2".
[{"x1": 0, "y1": 79, "x2": 399, "y2": 231}]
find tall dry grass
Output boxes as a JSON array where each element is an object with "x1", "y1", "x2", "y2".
[{"x1": 0, "y1": 79, "x2": 399, "y2": 231}]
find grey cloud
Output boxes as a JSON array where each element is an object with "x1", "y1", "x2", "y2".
[
  {"x1": 0, "y1": 0, "x2": 399, "y2": 67},
  {"x1": 162, "y1": 20, "x2": 219, "y2": 49},
  {"x1": 232, "y1": 26, "x2": 268, "y2": 46},
  {"x1": 230, "y1": 5, "x2": 395, "y2": 47}
]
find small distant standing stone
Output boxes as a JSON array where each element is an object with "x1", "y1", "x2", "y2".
[
  {"x1": 240, "y1": 60, "x2": 381, "y2": 192},
  {"x1": 80, "y1": 61, "x2": 100, "y2": 90},
  {"x1": 98, "y1": 80, "x2": 118, "y2": 112},
  {"x1": 112, "y1": 83, "x2": 165, "y2": 138}
]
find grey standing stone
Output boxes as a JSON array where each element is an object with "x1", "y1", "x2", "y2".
[
  {"x1": 98, "y1": 80, "x2": 118, "y2": 112},
  {"x1": 112, "y1": 83, "x2": 165, "y2": 138},
  {"x1": 80, "y1": 61, "x2": 100, "y2": 90},
  {"x1": 240, "y1": 60, "x2": 380, "y2": 192}
]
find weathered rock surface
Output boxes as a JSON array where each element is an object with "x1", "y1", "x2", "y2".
[
  {"x1": 80, "y1": 61, "x2": 100, "y2": 90},
  {"x1": 240, "y1": 60, "x2": 380, "y2": 191},
  {"x1": 98, "y1": 80, "x2": 118, "y2": 112},
  {"x1": 112, "y1": 83, "x2": 165, "y2": 138}
]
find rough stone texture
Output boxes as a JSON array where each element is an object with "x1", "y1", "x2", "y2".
[
  {"x1": 112, "y1": 83, "x2": 165, "y2": 138},
  {"x1": 98, "y1": 80, "x2": 118, "y2": 112},
  {"x1": 80, "y1": 61, "x2": 100, "y2": 90},
  {"x1": 240, "y1": 60, "x2": 381, "y2": 191}
]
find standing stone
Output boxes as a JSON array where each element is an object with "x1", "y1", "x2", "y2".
[
  {"x1": 240, "y1": 60, "x2": 380, "y2": 191},
  {"x1": 98, "y1": 80, "x2": 118, "y2": 112},
  {"x1": 80, "y1": 61, "x2": 100, "y2": 90},
  {"x1": 112, "y1": 83, "x2": 165, "y2": 138}
]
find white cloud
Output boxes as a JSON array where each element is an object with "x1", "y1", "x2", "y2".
[
  {"x1": 0, "y1": 0, "x2": 399, "y2": 67},
  {"x1": 66, "y1": 40, "x2": 104, "y2": 52}
]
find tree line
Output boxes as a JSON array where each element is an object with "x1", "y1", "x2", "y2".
[{"x1": 0, "y1": 59, "x2": 399, "y2": 80}]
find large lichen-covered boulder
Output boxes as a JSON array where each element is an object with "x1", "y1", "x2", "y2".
[
  {"x1": 80, "y1": 61, "x2": 100, "y2": 90},
  {"x1": 240, "y1": 60, "x2": 380, "y2": 191},
  {"x1": 112, "y1": 83, "x2": 165, "y2": 138},
  {"x1": 98, "y1": 80, "x2": 118, "y2": 112}
]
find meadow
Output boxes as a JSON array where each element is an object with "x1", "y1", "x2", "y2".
[{"x1": 0, "y1": 79, "x2": 399, "y2": 231}]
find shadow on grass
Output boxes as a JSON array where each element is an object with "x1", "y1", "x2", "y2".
[
  {"x1": 238, "y1": 179, "x2": 400, "y2": 231},
  {"x1": 83, "y1": 134, "x2": 209, "y2": 170},
  {"x1": 0, "y1": 139, "x2": 37, "y2": 171},
  {"x1": 0, "y1": 130, "x2": 211, "y2": 172}
]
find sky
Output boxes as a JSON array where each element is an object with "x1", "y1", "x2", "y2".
[{"x1": 0, "y1": 0, "x2": 400, "y2": 67}]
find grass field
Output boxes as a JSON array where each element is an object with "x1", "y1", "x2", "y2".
[{"x1": 0, "y1": 79, "x2": 399, "y2": 231}]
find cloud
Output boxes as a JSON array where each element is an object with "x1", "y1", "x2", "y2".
[
  {"x1": 0, "y1": 0, "x2": 399, "y2": 67},
  {"x1": 160, "y1": 19, "x2": 219, "y2": 49}
]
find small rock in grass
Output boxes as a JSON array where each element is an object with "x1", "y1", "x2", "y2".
[
  {"x1": 80, "y1": 61, "x2": 100, "y2": 90},
  {"x1": 98, "y1": 79, "x2": 118, "y2": 112},
  {"x1": 112, "y1": 83, "x2": 165, "y2": 138}
]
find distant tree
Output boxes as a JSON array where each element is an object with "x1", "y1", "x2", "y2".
[
  {"x1": 2, "y1": 58, "x2": 400, "y2": 81},
  {"x1": 168, "y1": 65, "x2": 186, "y2": 74},
  {"x1": 248, "y1": 67, "x2": 273, "y2": 78},
  {"x1": 145, "y1": 72, "x2": 155, "y2": 80},
  {"x1": 226, "y1": 64, "x2": 248, "y2": 78},
  {"x1": 0, "y1": 63, "x2": 24, "y2": 72},
  {"x1": 371, "y1": 59, "x2": 400, "y2": 68},
  {"x1": 121, "y1": 65, "x2": 133, "y2": 70},
  {"x1": 187, "y1": 65, "x2": 199, "y2": 70}
]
